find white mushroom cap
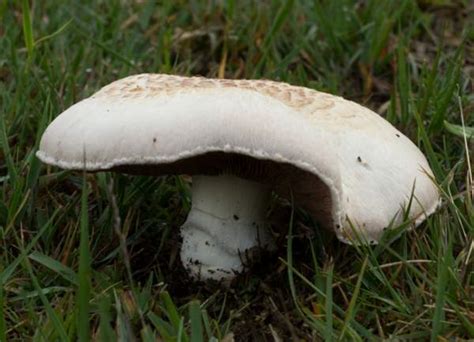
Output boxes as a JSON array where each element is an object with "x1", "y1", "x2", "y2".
[{"x1": 37, "y1": 74, "x2": 440, "y2": 245}]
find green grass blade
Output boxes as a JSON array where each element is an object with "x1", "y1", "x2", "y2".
[
  {"x1": 286, "y1": 194, "x2": 300, "y2": 314},
  {"x1": 413, "y1": 109, "x2": 444, "y2": 180},
  {"x1": 282, "y1": 256, "x2": 373, "y2": 337},
  {"x1": 160, "y1": 291, "x2": 182, "y2": 329},
  {"x1": 285, "y1": 194, "x2": 366, "y2": 338},
  {"x1": 114, "y1": 291, "x2": 133, "y2": 341},
  {"x1": 28, "y1": 251, "x2": 78, "y2": 286},
  {"x1": 431, "y1": 254, "x2": 450, "y2": 340},
  {"x1": 35, "y1": 19, "x2": 73, "y2": 46},
  {"x1": 450, "y1": 302, "x2": 474, "y2": 336},
  {"x1": 0, "y1": 284, "x2": 5, "y2": 342},
  {"x1": 98, "y1": 295, "x2": 115, "y2": 341},
  {"x1": 0, "y1": 0, "x2": 7, "y2": 19},
  {"x1": 200, "y1": 309, "x2": 214, "y2": 340},
  {"x1": 325, "y1": 263, "x2": 334, "y2": 342},
  {"x1": 339, "y1": 257, "x2": 368, "y2": 340},
  {"x1": 140, "y1": 325, "x2": 156, "y2": 342},
  {"x1": 0, "y1": 209, "x2": 60, "y2": 284},
  {"x1": 0, "y1": 112, "x2": 17, "y2": 186},
  {"x1": 177, "y1": 317, "x2": 185, "y2": 342},
  {"x1": 77, "y1": 173, "x2": 91, "y2": 342},
  {"x1": 429, "y1": 49, "x2": 463, "y2": 133},
  {"x1": 24, "y1": 260, "x2": 69, "y2": 341},
  {"x1": 189, "y1": 300, "x2": 203, "y2": 342},
  {"x1": 253, "y1": 0, "x2": 295, "y2": 76},
  {"x1": 21, "y1": 0, "x2": 35, "y2": 59},
  {"x1": 158, "y1": 291, "x2": 190, "y2": 341},
  {"x1": 75, "y1": 28, "x2": 135, "y2": 67},
  {"x1": 444, "y1": 120, "x2": 474, "y2": 139},
  {"x1": 11, "y1": 286, "x2": 70, "y2": 302},
  {"x1": 396, "y1": 40, "x2": 410, "y2": 125},
  {"x1": 147, "y1": 312, "x2": 174, "y2": 340}
]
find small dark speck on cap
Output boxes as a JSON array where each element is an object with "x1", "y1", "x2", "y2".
[
  {"x1": 153, "y1": 138, "x2": 157, "y2": 143},
  {"x1": 233, "y1": 214, "x2": 239, "y2": 220},
  {"x1": 396, "y1": 134, "x2": 400, "y2": 138},
  {"x1": 357, "y1": 156, "x2": 371, "y2": 169}
]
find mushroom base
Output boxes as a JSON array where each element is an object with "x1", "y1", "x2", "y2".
[{"x1": 180, "y1": 174, "x2": 273, "y2": 281}]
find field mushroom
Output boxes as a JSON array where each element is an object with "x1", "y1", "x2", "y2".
[{"x1": 37, "y1": 74, "x2": 440, "y2": 281}]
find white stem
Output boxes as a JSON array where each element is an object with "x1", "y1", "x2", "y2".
[{"x1": 180, "y1": 174, "x2": 273, "y2": 281}]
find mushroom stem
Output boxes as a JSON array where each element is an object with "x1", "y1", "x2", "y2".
[{"x1": 180, "y1": 174, "x2": 273, "y2": 280}]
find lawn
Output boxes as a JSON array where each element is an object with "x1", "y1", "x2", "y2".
[{"x1": 1, "y1": 0, "x2": 473, "y2": 340}]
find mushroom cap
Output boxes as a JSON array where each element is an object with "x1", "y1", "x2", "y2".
[{"x1": 37, "y1": 74, "x2": 440, "y2": 243}]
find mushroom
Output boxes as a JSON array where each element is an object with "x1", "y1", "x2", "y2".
[{"x1": 36, "y1": 74, "x2": 440, "y2": 281}]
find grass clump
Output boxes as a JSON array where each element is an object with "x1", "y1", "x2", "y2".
[{"x1": 1, "y1": 0, "x2": 473, "y2": 340}]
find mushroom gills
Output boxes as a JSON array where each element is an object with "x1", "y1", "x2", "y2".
[{"x1": 180, "y1": 174, "x2": 274, "y2": 280}]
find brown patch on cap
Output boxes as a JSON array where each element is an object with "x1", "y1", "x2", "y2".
[{"x1": 93, "y1": 74, "x2": 334, "y2": 111}]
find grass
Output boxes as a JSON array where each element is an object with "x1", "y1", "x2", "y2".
[{"x1": 1, "y1": 0, "x2": 473, "y2": 340}]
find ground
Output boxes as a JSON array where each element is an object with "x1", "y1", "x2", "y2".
[{"x1": 0, "y1": 0, "x2": 473, "y2": 341}]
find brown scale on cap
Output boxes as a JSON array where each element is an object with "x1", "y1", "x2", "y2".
[{"x1": 93, "y1": 73, "x2": 336, "y2": 111}]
